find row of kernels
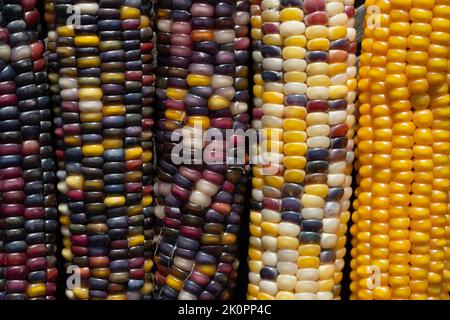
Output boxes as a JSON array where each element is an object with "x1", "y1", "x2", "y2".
[
  {"x1": 258, "y1": 0, "x2": 285, "y2": 300},
  {"x1": 199, "y1": 0, "x2": 245, "y2": 300},
  {"x1": 405, "y1": 0, "x2": 432, "y2": 300},
  {"x1": 303, "y1": 0, "x2": 333, "y2": 301},
  {"x1": 277, "y1": 0, "x2": 308, "y2": 297},
  {"x1": 439, "y1": 0, "x2": 450, "y2": 297},
  {"x1": 371, "y1": 0, "x2": 400, "y2": 300},
  {"x1": 227, "y1": 0, "x2": 252, "y2": 299},
  {"x1": 130, "y1": 0, "x2": 155, "y2": 299},
  {"x1": 334, "y1": 0, "x2": 357, "y2": 299},
  {"x1": 326, "y1": 0, "x2": 354, "y2": 300},
  {"x1": 153, "y1": 0, "x2": 193, "y2": 299},
  {"x1": 73, "y1": 0, "x2": 103, "y2": 300},
  {"x1": 428, "y1": 0, "x2": 450, "y2": 300},
  {"x1": 443, "y1": 1, "x2": 450, "y2": 294},
  {"x1": 248, "y1": 0, "x2": 264, "y2": 300},
  {"x1": 32, "y1": 0, "x2": 60, "y2": 298},
  {"x1": 278, "y1": 0, "x2": 309, "y2": 300},
  {"x1": 308, "y1": 0, "x2": 353, "y2": 300},
  {"x1": 384, "y1": 0, "x2": 412, "y2": 300},
  {"x1": 101, "y1": 0, "x2": 135, "y2": 300},
  {"x1": 45, "y1": 4, "x2": 64, "y2": 296},
  {"x1": 55, "y1": 0, "x2": 77, "y2": 295},
  {"x1": 38, "y1": 0, "x2": 60, "y2": 299},
  {"x1": 140, "y1": 0, "x2": 156, "y2": 300},
  {"x1": 45, "y1": 0, "x2": 63, "y2": 202},
  {"x1": 350, "y1": 0, "x2": 377, "y2": 300}
]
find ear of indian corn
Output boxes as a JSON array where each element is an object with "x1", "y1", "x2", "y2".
[
  {"x1": 0, "y1": 1, "x2": 58, "y2": 299},
  {"x1": 55, "y1": 0, "x2": 155, "y2": 300},
  {"x1": 153, "y1": 0, "x2": 250, "y2": 300},
  {"x1": 352, "y1": 0, "x2": 450, "y2": 300},
  {"x1": 247, "y1": 0, "x2": 356, "y2": 299}
]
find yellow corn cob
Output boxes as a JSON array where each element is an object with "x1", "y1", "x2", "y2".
[{"x1": 352, "y1": 0, "x2": 450, "y2": 300}]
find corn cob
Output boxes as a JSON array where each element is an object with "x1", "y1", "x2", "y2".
[
  {"x1": 352, "y1": 0, "x2": 450, "y2": 300},
  {"x1": 55, "y1": 0, "x2": 155, "y2": 300},
  {"x1": 153, "y1": 0, "x2": 250, "y2": 300},
  {"x1": 0, "y1": 0, "x2": 58, "y2": 299},
  {"x1": 248, "y1": 0, "x2": 356, "y2": 299}
]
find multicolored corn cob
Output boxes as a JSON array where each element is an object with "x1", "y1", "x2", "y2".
[
  {"x1": 153, "y1": 0, "x2": 250, "y2": 300},
  {"x1": 247, "y1": 0, "x2": 356, "y2": 299},
  {"x1": 54, "y1": 0, "x2": 155, "y2": 300}
]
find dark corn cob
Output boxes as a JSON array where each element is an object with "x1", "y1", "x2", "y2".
[
  {"x1": 153, "y1": 0, "x2": 250, "y2": 300},
  {"x1": 0, "y1": 0, "x2": 58, "y2": 300},
  {"x1": 55, "y1": 0, "x2": 155, "y2": 300}
]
